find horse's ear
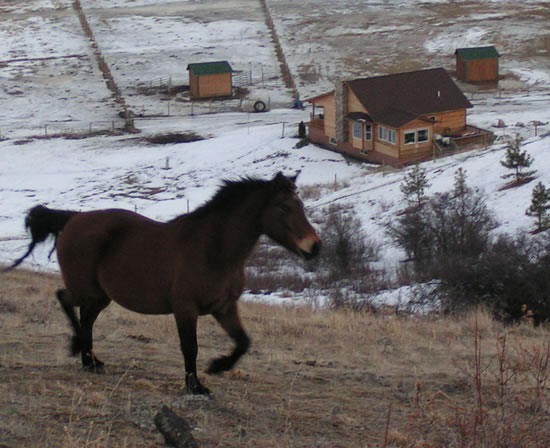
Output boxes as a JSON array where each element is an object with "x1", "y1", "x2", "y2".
[
  {"x1": 288, "y1": 171, "x2": 300, "y2": 184},
  {"x1": 271, "y1": 172, "x2": 297, "y2": 192},
  {"x1": 272, "y1": 171, "x2": 299, "y2": 184}
]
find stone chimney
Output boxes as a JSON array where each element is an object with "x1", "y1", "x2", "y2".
[{"x1": 334, "y1": 78, "x2": 347, "y2": 144}]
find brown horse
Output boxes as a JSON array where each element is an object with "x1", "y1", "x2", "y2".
[{"x1": 6, "y1": 172, "x2": 320, "y2": 394}]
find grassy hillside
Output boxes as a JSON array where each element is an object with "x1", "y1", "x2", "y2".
[{"x1": 1, "y1": 268, "x2": 550, "y2": 447}]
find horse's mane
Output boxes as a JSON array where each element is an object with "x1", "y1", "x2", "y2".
[{"x1": 172, "y1": 177, "x2": 270, "y2": 221}]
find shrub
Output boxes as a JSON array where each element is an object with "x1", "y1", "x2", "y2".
[
  {"x1": 317, "y1": 204, "x2": 379, "y2": 277},
  {"x1": 387, "y1": 168, "x2": 497, "y2": 277},
  {"x1": 437, "y1": 234, "x2": 550, "y2": 324}
]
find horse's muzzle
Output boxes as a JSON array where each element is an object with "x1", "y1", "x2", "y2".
[{"x1": 299, "y1": 239, "x2": 321, "y2": 260}]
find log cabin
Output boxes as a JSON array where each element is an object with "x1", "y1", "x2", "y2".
[{"x1": 306, "y1": 68, "x2": 492, "y2": 166}]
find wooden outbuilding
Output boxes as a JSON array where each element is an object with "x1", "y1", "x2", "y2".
[
  {"x1": 455, "y1": 46, "x2": 500, "y2": 82},
  {"x1": 307, "y1": 68, "x2": 492, "y2": 167},
  {"x1": 187, "y1": 61, "x2": 233, "y2": 99}
]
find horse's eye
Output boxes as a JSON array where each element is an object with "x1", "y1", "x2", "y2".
[{"x1": 279, "y1": 204, "x2": 291, "y2": 213}]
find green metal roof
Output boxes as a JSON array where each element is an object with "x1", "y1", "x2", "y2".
[
  {"x1": 455, "y1": 46, "x2": 500, "y2": 61},
  {"x1": 187, "y1": 61, "x2": 233, "y2": 76}
]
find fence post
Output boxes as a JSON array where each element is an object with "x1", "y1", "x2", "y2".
[
  {"x1": 281, "y1": 122, "x2": 285, "y2": 138},
  {"x1": 44, "y1": 124, "x2": 48, "y2": 138}
]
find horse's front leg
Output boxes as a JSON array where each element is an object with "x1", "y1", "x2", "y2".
[
  {"x1": 174, "y1": 311, "x2": 210, "y2": 395},
  {"x1": 208, "y1": 302, "x2": 250, "y2": 374}
]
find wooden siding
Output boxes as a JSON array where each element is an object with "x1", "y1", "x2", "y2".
[
  {"x1": 433, "y1": 109, "x2": 467, "y2": 135},
  {"x1": 373, "y1": 123, "x2": 399, "y2": 159},
  {"x1": 346, "y1": 90, "x2": 372, "y2": 153},
  {"x1": 399, "y1": 119, "x2": 434, "y2": 161},
  {"x1": 347, "y1": 90, "x2": 366, "y2": 114},
  {"x1": 348, "y1": 121, "x2": 373, "y2": 154},
  {"x1": 456, "y1": 57, "x2": 498, "y2": 82},
  {"x1": 311, "y1": 93, "x2": 336, "y2": 141},
  {"x1": 190, "y1": 72, "x2": 232, "y2": 98},
  {"x1": 466, "y1": 59, "x2": 498, "y2": 82}
]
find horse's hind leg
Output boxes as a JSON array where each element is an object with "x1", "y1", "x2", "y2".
[
  {"x1": 78, "y1": 298, "x2": 111, "y2": 371},
  {"x1": 56, "y1": 289, "x2": 110, "y2": 372},
  {"x1": 56, "y1": 289, "x2": 81, "y2": 343},
  {"x1": 207, "y1": 302, "x2": 250, "y2": 375}
]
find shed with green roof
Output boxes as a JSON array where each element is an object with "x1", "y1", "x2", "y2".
[
  {"x1": 187, "y1": 61, "x2": 233, "y2": 99},
  {"x1": 455, "y1": 46, "x2": 500, "y2": 82}
]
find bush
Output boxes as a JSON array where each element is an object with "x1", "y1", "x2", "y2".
[
  {"x1": 317, "y1": 204, "x2": 379, "y2": 278},
  {"x1": 438, "y1": 234, "x2": 550, "y2": 323},
  {"x1": 385, "y1": 168, "x2": 550, "y2": 321},
  {"x1": 387, "y1": 168, "x2": 497, "y2": 278}
]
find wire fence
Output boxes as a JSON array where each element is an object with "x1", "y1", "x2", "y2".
[
  {"x1": 130, "y1": 97, "x2": 280, "y2": 118},
  {"x1": 463, "y1": 85, "x2": 548, "y2": 101},
  {"x1": 0, "y1": 119, "x2": 132, "y2": 140},
  {"x1": 133, "y1": 75, "x2": 173, "y2": 94}
]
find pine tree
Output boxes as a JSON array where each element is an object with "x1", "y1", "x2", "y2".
[
  {"x1": 500, "y1": 138, "x2": 536, "y2": 183},
  {"x1": 453, "y1": 167, "x2": 470, "y2": 198},
  {"x1": 400, "y1": 164, "x2": 431, "y2": 208},
  {"x1": 526, "y1": 181, "x2": 550, "y2": 232}
]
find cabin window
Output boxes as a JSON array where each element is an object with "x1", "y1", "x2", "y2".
[
  {"x1": 418, "y1": 129, "x2": 429, "y2": 142},
  {"x1": 404, "y1": 131, "x2": 416, "y2": 144},
  {"x1": 378, "y1": 126, "x2": 396, "y2": 144},
  {"x1": 404, "y1": 129, "x2": 430, "y2": 144},
  {"x1": 365, "y1": 124, "x2": 372, "y2": 141},
  {"x1": 315, "y1": 105, "x2": 325, "y2": 119},
  {"x1": 352, "y1": 121, "x2": 362, "y2": 139}
]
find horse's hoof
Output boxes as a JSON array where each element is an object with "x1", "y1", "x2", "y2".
[
  {"x1": 185, "y1": 383, "x2": 210, "y2": 395},
  {"x1": 83, "y1": 363, "x2": 106, "y2": 374},
  {"x1": 207, "y1": 356, "x2": 231, "y2": 374},
  {"x1": 185, "y1": 373, "x2": 210, "y2": 395},
  {"x1": 82, "y1": 354, "x2": 105, "y2": 373}
]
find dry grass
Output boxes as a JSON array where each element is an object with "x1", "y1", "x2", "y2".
[{"x1": 1, "y1": 268, "x2": 550, "y2": 447}]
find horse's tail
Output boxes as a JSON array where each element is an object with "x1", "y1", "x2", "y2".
[{"x1": 3, "y1": 205, "x2": 78, "y2": 272}]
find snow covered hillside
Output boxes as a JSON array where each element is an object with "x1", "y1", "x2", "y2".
[{"x1": 1, "y1": 0, "x2": 550, "y2": 306}]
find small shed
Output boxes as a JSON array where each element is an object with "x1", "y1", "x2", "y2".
[
  {"x1": 455, "y1": 46, "x2": 500, "y2": 82},
  {"x1": 187, "y1": 61, "x2": 233, "y2": 99}
]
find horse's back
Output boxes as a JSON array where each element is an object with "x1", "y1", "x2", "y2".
[{"x1": 56, "y1": 209, "x2": 175, "y2": 313}]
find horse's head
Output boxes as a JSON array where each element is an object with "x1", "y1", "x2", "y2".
[{"x1": 262, "y1": 172, "x2": 321, "y2": 260}]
